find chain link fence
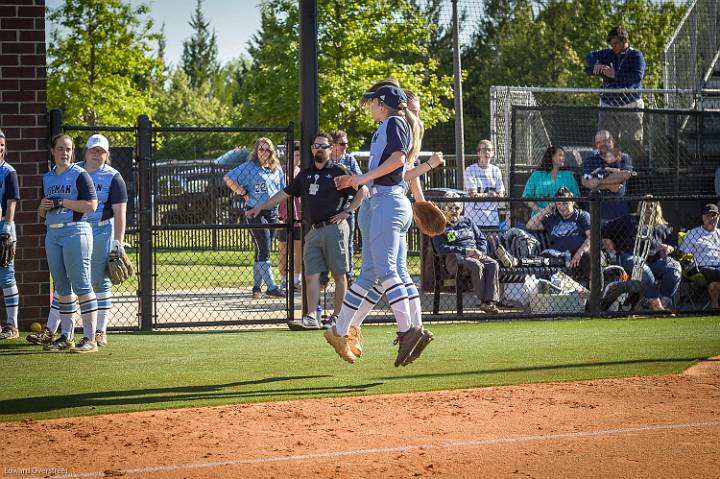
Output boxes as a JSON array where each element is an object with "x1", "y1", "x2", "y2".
[{"x1": 664, "y1": 0, "x2": 720, "y2": 104}]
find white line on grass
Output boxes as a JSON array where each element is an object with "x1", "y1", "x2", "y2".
[{"x1": 29, "y1": 420, "x2": 720, "y2": 479}]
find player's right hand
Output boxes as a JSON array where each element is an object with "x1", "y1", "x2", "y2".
[
  {"x1": 334, "y1": 175, "x2": 351, "y2": 190},
  {"x1": 245, "y1": 207, "x2": 261, "y2": 219}
]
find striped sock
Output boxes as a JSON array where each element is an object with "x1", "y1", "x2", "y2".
[
  {"x1": 78, "y1": 293, "x2": 98, "y2": 340},
  {"x1": 405, "y1": 282, "x2": 423, "y2": 328},
  {"x1": 47, "y1": 292, "x2": 63, "y2": 334},
  {"x1": 382, "y1": 277, "x2": 411, "y2": 332},
  {"x1": 58, "y1": 296, "x2": 78, "y2": 341},
  {"x1": 350, "y1": 285, "x2": 382, "y2": 328},
  {"x1": 95, "y1": 291, "x2": 112, "y2": 332},
  {"x1": 2, "y1": 285, "x2": 19, "y2": 329},
  {"x1": 335, "y1": 284, "x2": 368, "y2": 336}
]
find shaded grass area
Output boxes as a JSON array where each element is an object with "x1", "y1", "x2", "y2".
[{"x1": 1, "y1": 316, "x2": 718, "y2": 421}]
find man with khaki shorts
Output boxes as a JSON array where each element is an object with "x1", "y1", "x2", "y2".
[{"x1": 247, "y1": 133, "x2": 367, "y2": 330}]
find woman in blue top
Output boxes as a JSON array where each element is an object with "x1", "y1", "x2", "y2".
[
  {"x1": 40, "y1": 134, "x2": 98, "y2": 353},
  {"x1": 0, "y1": 130, "x2": 21, "y2": 341},
  {"x1": 522, "y1": 146, "x2": 580, "y2": 216},
  {"x1": 328, "y1": 84, "x2": 425, "y2": 367},
  {"x1": 224, "y1": 137, "x2": 285, "y2": 299}
]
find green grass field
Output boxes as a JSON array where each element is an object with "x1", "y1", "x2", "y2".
[
  {"x1": 2, "y1": 316, "x2": 719, "y2": 422},
  {"x1": 117, "y1": 250, "x2": 421, "y2": 291}
]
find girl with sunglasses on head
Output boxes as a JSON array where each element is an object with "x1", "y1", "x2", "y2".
[{"x1": 224, "y1": 137, "x2": 285, "y2": 299}]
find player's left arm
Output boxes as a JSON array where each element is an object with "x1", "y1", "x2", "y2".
[
  {"x1": 3, "y1": 170, "x2": 20, "y2": 231},
  {"x1": 110, "y1": 173, "x2": 129, "y2": 244}
]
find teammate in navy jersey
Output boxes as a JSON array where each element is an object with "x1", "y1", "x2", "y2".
[
  {"x1": 224, "y1": 137, "x2": 285, "y2": 299},
  {"x1": 328, "y1": 84, "x2": 425, "y2": 366},
  {"x1": 0, "y1": 130, "x2": 21, "y2": 340},
  {"x1": 39, "y1": 134, "x2": 99, "y2": 353},
  {"x1": 29, "y1": 135, "x2": 128, "y2": 348}
]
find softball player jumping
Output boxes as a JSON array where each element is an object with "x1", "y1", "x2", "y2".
[
  {"x1": 224, "y1": 137, "x2": 285, "y2": 298},
  {"x1": 328, "y1": 84, "x2": 443, "y2": 366},
  {"x1": 40, "y1": 134, "x2": 98, "y2": 353},
  {"x1": 327, "y1": 84, "x2": 424, "y2": 366},
  {"x1": 0, "y1": 130, "x2": 21, "y2": 340}
]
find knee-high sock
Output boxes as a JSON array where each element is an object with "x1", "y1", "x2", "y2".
[
  {"x1": 47, "y1": 292, "x2": 63, "y2": 334},
  {"x1": 259, "y1": 260, "x2": 277, "y2": 290},
  {"x1": 405, "y1": 282, "x2": 422, "y2": 328},
  {"x1": 382, "y1": 277, "x2": 411, "y2": 332},
  {"x1": 252, "y1": 262, "x2": 262, "y2": 290},
  {"x1": 59, "y1": 296, "x2": 78, "y2": 341},
  {"x1": 96, "y1": 291, "x2": 112, "y2": 332},
  {"x1": 78, "y1": 293, "x2": 98, "y2": 340},
  {"x1": 350, "y1": 285, "x2": 383, "y2": 328},
  {"x1": 3, "y1": 285, "x2": 19, "y2": 328},
  {"x1": 336, "y1": 283, "x2": 380, "y2": 336}
]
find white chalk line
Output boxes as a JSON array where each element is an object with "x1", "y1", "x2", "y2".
[{"x1": 28, "y1": 420, "x2": 720, "y2": 479}]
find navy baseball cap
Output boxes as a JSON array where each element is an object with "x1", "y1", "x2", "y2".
[
  {"x1": 702, "y1": 203, "x2": 719, "y2": 215},
  {"x1": 362, "y1": 85, "x2": 407, "y2": 110}
]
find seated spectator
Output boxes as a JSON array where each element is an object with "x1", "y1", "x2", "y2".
[
  {"x1": 679, "y1": 204, "x2": 720, "y2": 309},
  {"x1": 581, "y1": 130, "x2": 634, "y2": 222},
  {"x1": 432, "y1": 194, "x2": 499, "y2": 313},
  {"x1": 601, "y1": 201, "x2": 680, "y2": 312},
  {"x1": 464, "y1": 139, "x2": 505, "y2": 227},
  {"x1": 523, "y1": 145, "x2": 580, "y2": 216},
  {"x1": 525, "y1": 187, "x2": 590, "y2": 275}
]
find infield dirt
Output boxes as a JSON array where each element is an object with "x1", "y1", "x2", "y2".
[{"x1": 2, "y1": 357, "x2": 719, "y2": 479}]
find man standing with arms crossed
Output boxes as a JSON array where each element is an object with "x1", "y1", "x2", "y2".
[{"x1": 247, "y1": 133, "x2": 367, "y2": 330}]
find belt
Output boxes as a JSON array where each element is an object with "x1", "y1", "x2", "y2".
[
  {"x1": 369, "y1": 184, "x2": 405, "y2": 196},
  {"x1": 90, "y1": 219, "x2": 112, "y2": 227},
  {"x1": 48, "y1": 222, "x2": 79, "y2": 229},
  {"x1": 310, "y1": 220, "x2": 338, "y2": 230}
]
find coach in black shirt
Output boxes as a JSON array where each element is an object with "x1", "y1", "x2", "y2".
[{"x1": 247, "y1": 132, "x2": 368, "y2": 330}]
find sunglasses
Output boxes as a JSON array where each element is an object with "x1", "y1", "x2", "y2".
[
  {"x1": 313, "y1": 143, "x2": 332, "y2": 150},
  {"x1": 258, "y1": 145, "x2": 271, "y2": 152}
]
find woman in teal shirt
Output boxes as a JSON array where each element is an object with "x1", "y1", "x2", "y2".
[{"x1": 523, "y1": 146, "x2": 580, "y2": 216}]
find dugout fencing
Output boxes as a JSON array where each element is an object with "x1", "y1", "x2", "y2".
[{"x1": 48, "y1": 109, "x2": 720, "y2": 331}]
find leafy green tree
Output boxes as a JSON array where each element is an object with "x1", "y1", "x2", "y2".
[
  {"x1": 47, "y1": 0, "x2": 162, "y2": 126},
  {"x1": 154, "y1": 69, "x2": 237, "y2": 160},
  {"x1": 461, "y1": 0, "x2": 687, "y2": 138},
  {"x1": 181, "y1": 0, "x2": 219, "y2": 90},
  {"x1": 238, "y1": 0, "x2": 454, "y2": 149}
]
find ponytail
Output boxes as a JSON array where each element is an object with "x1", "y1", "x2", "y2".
[{"x1": 399, "y1": 108, "x2": 422, "y2": 166}]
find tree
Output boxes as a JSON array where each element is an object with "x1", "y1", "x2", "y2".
[
  {"x1": 47, "y1": 0, "x2": 162, "y2": 126},
  {"x1": 181, "y1": 0, "x2": 219, "y2": 90},
  {"x1": 154, "y1": 69, "x2": 236, "y2": 160},
  {"x1": 238, "y1": 0, "x2": 454, "y2": 148},
  {"x1": 461, "y1": 0, "x2": 687, "y2": 138}
]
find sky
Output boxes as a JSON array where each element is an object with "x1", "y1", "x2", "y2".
[{"x1": 45, "y1": 0, "x2": 263, "y2": 67}]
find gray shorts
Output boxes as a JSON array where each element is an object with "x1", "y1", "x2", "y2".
[{"x1": 303, "y1": 221, "x2": 349, "y2": 275}]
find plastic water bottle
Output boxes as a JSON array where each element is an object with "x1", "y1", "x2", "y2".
[
  {"x1": 315, "y1": 304, "x2": 323, "y2": 320},
  {"x1": 563, "y1": 251, "x2": 572, "y2": 268}
]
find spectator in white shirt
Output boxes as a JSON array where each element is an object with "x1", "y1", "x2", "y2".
[
  {"x1": 680, "y1": 203, "x2": 720, "y2": 308},
  {"x1": 464, "y1": 140, "x2": 505, "y2": 227}
]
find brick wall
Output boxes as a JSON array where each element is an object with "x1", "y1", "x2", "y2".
[{"x1": 0, "y1": 0, "x2": 50, "y2": 326}]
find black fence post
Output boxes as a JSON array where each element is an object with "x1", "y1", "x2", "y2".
[
  {"x1": 137, "y1": 115, "x2": 154, "y2": 331},
  {"x1": 588, "y1": 190, "x2": 602, "y2": 316},
  {"x1": 48, "y1": 109, "x2": 63, "y2": 170},
  {"x1": 286, "y1": 121, "x2": 296, "y2": 324}
]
